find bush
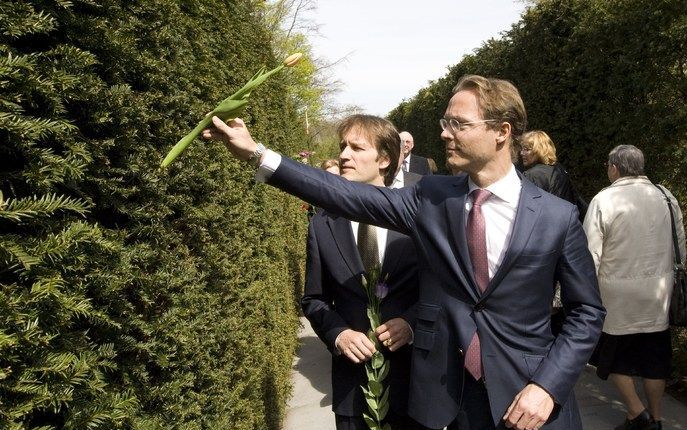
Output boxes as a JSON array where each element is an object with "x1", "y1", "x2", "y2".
[{"x1": 1, "y1": 1, "x2": 307, "y2": 428}]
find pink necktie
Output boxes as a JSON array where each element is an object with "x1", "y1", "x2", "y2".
[{"x1": 464, "y1": 189, "x2": 492, "y2": 380}]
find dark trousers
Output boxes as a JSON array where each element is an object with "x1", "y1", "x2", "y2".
[
  {"x1": 447, "y1": 374, "x2": 496, "y2": 430},
  {"x1": 335, "y1": 410, "x2": 426, "y2": 430}
]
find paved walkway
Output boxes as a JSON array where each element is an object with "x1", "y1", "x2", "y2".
[{"x1": 283, "y1": 318, "x2": 687, "y2": 430}]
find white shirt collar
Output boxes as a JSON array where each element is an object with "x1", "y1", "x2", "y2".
[
  {"x1": 391, "y1": 169, "x2": 404, "y2": 189},
  {"x1": 467, "y1": 164, "x2": 521, "y2": 205}
]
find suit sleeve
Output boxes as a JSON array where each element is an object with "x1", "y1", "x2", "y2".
[
  {"x1": 269, "y1": 157, "x2": 419, "y2": 235},
  {"x1": 530, "y1": 208, "x2": 606, "y2": 405},
  {"x1": 301, "y1": 218, "x2": 349, "y2": 354}
]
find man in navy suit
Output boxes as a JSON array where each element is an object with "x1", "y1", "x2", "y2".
[
  {"x1": 303, "y1": 115, "x2": 423, "y2": 429},
  {"x1": 203, "y1": 75, "x2": 605, "y2": 430}
]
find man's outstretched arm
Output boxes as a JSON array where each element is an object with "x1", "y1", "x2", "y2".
[{"x1": 203, "y1": 116, "x2": 419, "y2": 235}]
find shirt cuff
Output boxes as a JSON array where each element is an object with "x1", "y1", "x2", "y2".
[
  {"x1": 402, "y1": 319, "x2": 414, "y2": 345},
  {"x1": 333, "y1": 332, "x2": 343, "y2": 355},
  {"x1": 255, "y1": 149, "x2": 282, "y2": 183}
]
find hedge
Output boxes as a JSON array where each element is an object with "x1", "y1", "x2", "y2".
[{"x1": 0, "y1": 1, "x2": 308, "y2": 428}]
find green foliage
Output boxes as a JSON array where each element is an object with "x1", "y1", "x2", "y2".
[{"x1": 1, "y1": 0, "x2": 307, "y2": 428}]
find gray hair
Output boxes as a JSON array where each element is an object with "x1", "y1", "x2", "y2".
[{"x1": 608, "y1": 145, "x2": 645, "y2": 177}]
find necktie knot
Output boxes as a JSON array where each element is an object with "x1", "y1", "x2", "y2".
[{"x1": 471, "y1": 189, "x2": 492, "y2": 207}]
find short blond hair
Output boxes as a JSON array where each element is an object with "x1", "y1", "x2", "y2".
[
  {"x1": 521, "y1": 130, "x2": 557, "y2": 165},
  {"x1": 453, "y1": 75, "x2": 527, "y2": 145}
]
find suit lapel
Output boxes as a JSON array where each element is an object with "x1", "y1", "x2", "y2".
[
  {"x1": 445, "y1": 179, "x2": 481, "y2": 302},
  {"x1": 326, "y1": 215, "x2": 364, "y2": 281},
  {"x1": 484, "y1": 178, "x2": 542, "y2": 296}
]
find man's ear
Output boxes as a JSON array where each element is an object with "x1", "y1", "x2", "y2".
[
  {"x1": 495, "y1": 121, "x2": 511, "y2": 145},
  {"x1": 378, "y1": 153, "x2": 391, "y2": 171}
]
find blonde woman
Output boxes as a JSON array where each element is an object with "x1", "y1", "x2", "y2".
[{"x1": 520, "y1": 130, "x2": 586, "y2": 216}]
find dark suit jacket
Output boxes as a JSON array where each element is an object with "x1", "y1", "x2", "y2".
[
  {"x1": 271, "y1": 159, "x2": 605, "y2": 429},
  {"x1": 408, "y1": 154, "x2": 433, "y2": 176},
  {"x1": 302, "y1": 209, "x2": 419, "y2": 417},
  {"x1": 523, "y1": 163, "x2": 588, "y2": 222}
]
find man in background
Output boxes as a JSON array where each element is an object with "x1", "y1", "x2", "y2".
[{"x1": 399, "y1": 131, "x2": 433, "y2": 175}]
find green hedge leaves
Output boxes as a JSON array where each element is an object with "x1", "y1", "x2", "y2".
[{"x1": 1, "y1": 1, "x2": 307, "y2": 428}]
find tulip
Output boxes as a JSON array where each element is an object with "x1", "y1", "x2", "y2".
[
  {"x1": 161, "y1": 53, "x2": 304, "y2": 167},
  {"x1": 374, "y1": 281, "x2": 389, "y2": 300}
]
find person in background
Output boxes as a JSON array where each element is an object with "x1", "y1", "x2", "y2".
[
  {"x1": 321, "y1": 158, "x2": 341, "y2": 175},
  {"x1": 391, "y1": 134, "x2": 422, "y2": 189},
  {"x1": 302, "y1": 115, "x2": 423, "y2": 430},
  {"x1": 519, "y1": 130, "x2": 586, "y2": 218},
  {"x1": 427, "y1": 158, "x2": 438, "y2": 174},
  {"x1": 584, "y1": 145, "x2": 685, "y2": 430},
  {"x1": 399, "y1": 131, "x2": 433, "y2": 175}
]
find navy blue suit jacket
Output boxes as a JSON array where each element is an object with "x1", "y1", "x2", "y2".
[
  {"x1": 270, "y1": 157, "x2": 605, "y2": 429},
  {"x1": 302, "y1": 209, "x2": 419, "y2": 417}
]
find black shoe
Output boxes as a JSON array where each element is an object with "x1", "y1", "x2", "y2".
[
  {"x1": 651, "y1": 419, "x2": 662, "y2": 430},
  {"x1": 614, "y1": 410, "x2": 658, "y2": 430}
]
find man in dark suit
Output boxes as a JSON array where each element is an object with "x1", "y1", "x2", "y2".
[
  {"x1": 303, "y1": 115, "x2": 423, "y2": 430},
  {"x1": 400, "y1": 131, "x2": 433, "y2": 175},
  {"x1": 203, "y1": 75, "x2": 605, "y2": 430}
]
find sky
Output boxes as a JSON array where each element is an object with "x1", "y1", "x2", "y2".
[{"x1": 303, "y1": 0, "x2": 530, "y2": 117}]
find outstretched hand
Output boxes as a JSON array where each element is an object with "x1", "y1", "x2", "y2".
[{"x1": 201, "y1": 116, "x2": 259, "y2": 162}]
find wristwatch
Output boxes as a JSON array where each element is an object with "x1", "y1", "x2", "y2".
[{"x1": 247, "y1": 142, "x2": 266, "y2": 168}]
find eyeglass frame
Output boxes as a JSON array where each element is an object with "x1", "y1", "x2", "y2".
[{"x1": 439, "y1": 117, "x2": 498, "y2": 134}]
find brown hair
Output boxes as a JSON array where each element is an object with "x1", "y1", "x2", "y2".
[
  {"x1": 521, "y1": 130, "x2": 557, "y2": 165},
  {"x1": 453, "y1": 75, "x2": 527, "y2": 146},
  {"x1": 337, "y1": 114, "x2": 400, "y2": 186}
]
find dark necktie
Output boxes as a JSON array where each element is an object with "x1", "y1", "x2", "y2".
[
  {"x1": 357, "y1": 223, "x2": 379, "y2": 274},
  {"x1": 402, "y1": 160, "x2": 409, "y2": 173},
  {"x1": 464, "y1": 189, "x2": 492, "y2": 380}
]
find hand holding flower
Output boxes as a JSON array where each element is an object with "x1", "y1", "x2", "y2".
[
  {"x1": 335, "y1": 329, "x2": 376, "y2": 363},
  {"x1": 375, "y1": 318, "x2": 412, "y2": 352}
]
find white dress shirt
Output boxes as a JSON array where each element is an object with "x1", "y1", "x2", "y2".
[
  {"x1": 402, "y1": 154, "x2": 411, "y2": 173},
  {"x1": 390, "y1": 169, "x2": 406, "y2": 189},
  {"x1": 466, "y1": 165, "x2": 522, "y2": 279}
]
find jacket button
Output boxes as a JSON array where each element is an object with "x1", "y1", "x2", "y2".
[
  {"x1": 474, "y1": 303, "x2": 485, "y2": 311},
  {"x1": 458, "y1": 348, "x2": 464, "y2": 356}
]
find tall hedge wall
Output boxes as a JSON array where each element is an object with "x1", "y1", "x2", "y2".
[
  {"x1": 0, "y1": 1, "x2": 308, "y2": 429},
  {"x1": 388, "y1": 0, "x2": 687, "y2": 206}
]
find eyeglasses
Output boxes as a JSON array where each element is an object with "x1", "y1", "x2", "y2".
[{"x1": 439, "y1": 118, "x2": 497, "y2": 134}]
